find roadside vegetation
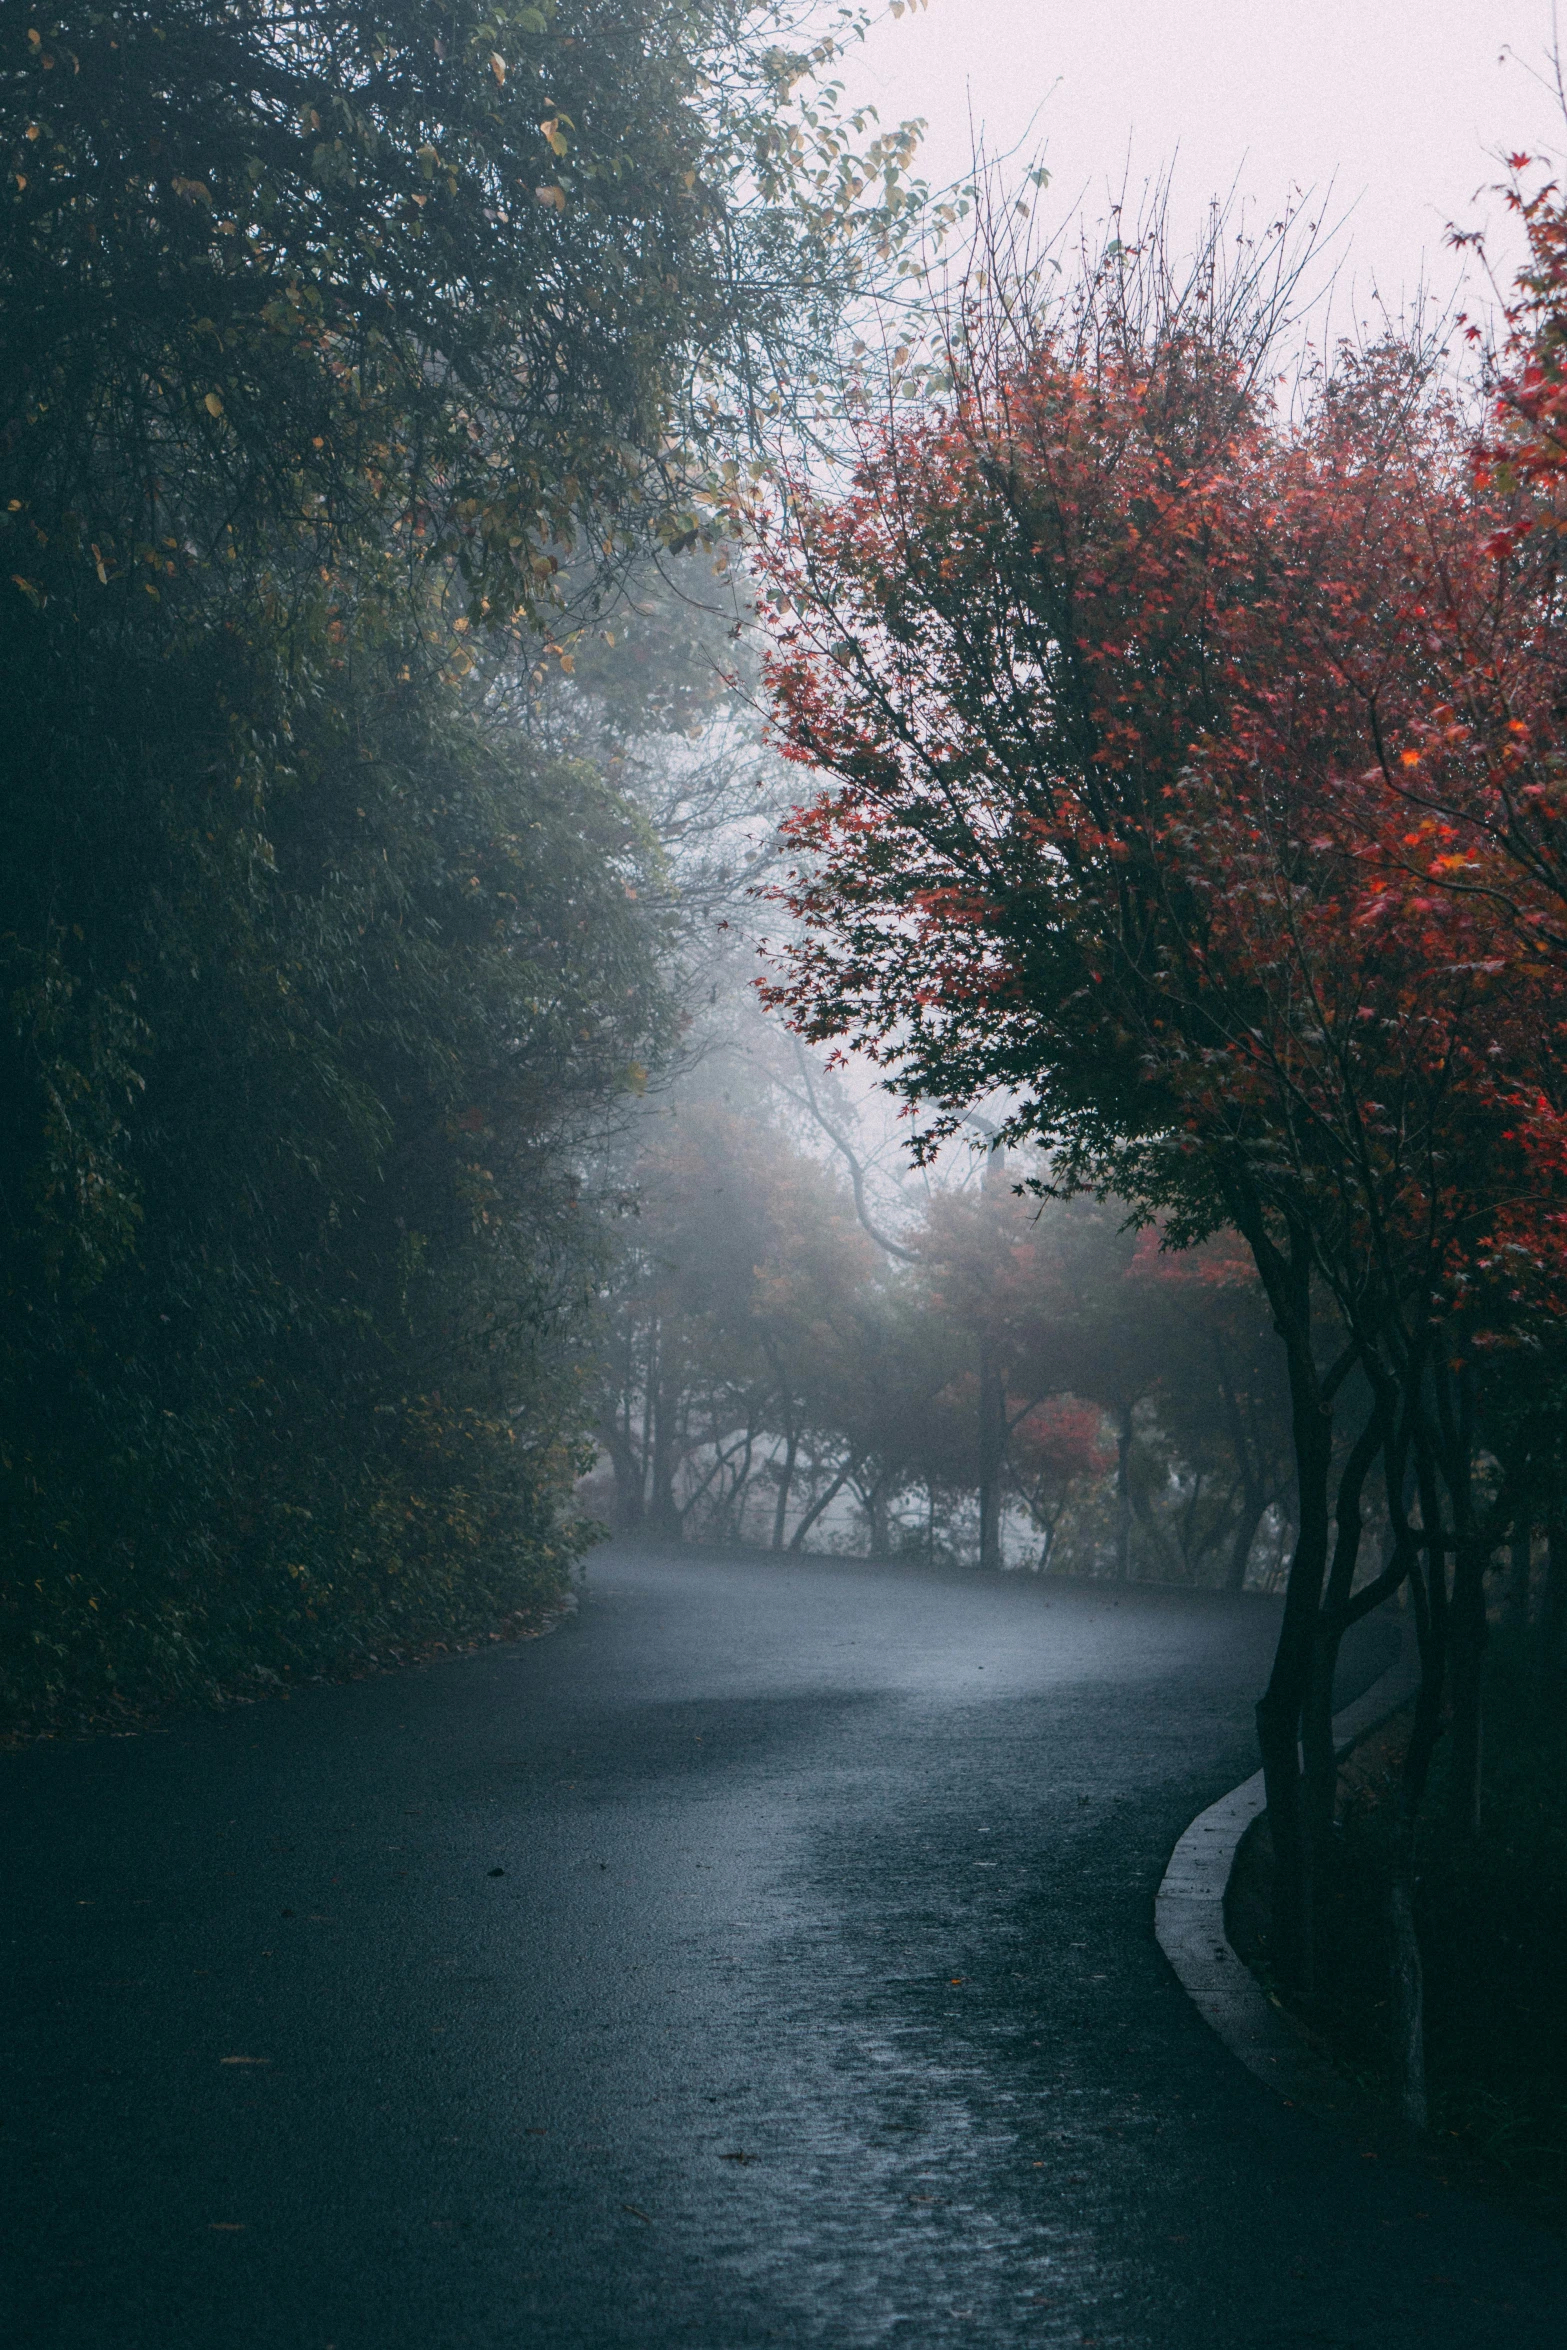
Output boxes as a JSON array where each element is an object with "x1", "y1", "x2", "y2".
[
  {"x1": 0, "y1": 0, "x2": 932, "y2": 1729},
  {"x1": 1230, "y1": 1618, "x2": 1567, "y2": 2218}
]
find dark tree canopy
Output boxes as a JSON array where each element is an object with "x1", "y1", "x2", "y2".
[
  {"x1": 0, "y1": 0, "x2": 924, "y2": 1727},
  {"x1": 3, "y1": 0, "x2": 911, "y2": 613}
]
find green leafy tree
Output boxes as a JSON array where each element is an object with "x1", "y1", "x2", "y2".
[{"x1": 0, "y1": 0, "x2": 933, "y2": 1725}]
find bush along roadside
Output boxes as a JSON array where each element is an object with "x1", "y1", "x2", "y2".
[
  {"x1": 1, "y1": 1381, "x2": 598, "y2": 1741},
  {"x1": 1227, "y1": 1621, "x2": 1567, "y2": 2226}
]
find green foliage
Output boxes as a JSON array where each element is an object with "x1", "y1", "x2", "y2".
[
  {"x1": 0, "y1": 570, "x2": 674, "y2": 1723},
  {"x1": 0, "y1": 0, "x2": 926, "y2": 1726},
  {"x1": 2, "y1": 0, "x2": 933, "y2": 616}
]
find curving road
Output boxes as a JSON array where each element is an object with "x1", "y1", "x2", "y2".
[{"x1": 3, "y1": 1542, "x2": 1562, "y2": 2348}]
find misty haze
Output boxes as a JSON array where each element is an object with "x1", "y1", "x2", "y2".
[{"x1": 3, "y1": 5, "x2": 1565, "y2": 2347}]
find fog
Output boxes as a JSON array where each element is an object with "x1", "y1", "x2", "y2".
[
  {"x1": 848, "y1": 0, "x2": 1561, "y2": 328},
  {"x1": 575, "y1": 561, "x2": 1297, "y2": 1590},
  {"x1": 7, "y1": 9, "x2": 1566, "y2": 2313}
]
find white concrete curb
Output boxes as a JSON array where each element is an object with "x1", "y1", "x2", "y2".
[{"x1": 1155, "y1": 1616, "x2": 1423, "y2": 2116}]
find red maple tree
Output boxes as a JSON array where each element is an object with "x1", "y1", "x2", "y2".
[{"x1": 757, "y1": 230, "x2": 1567, "y2": 2002}]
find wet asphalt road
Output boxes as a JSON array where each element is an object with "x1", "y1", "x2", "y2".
[{"x1": 3, "y1": 1541, "x2": 1563, "y2": 2349}]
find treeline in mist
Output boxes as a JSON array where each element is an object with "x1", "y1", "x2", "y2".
[{"x1": 589, "y1": 1065, "x2": 1294, "y2": 1587}]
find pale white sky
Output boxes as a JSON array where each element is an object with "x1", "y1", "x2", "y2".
[{"x1": 844, "y1": 1, "x2": 1564, "y2": 332}]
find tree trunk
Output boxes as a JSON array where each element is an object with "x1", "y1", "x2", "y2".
[
  {"x1": 1403, "y1": 1525, "x2": 1448, "y2": 1817},
  {"x1": 1215, "y1": 1342, "x2": 1266, "y2": 1594},
  {"x1": 771, "y1": 1424, "x2": 799, "y2": 1551},
  {"x1": 724, "y1": 1428, "x2": 756, "y2": 1539},
  {"x1": 647, "y1": 1361, "x2": 680, "y2": 1538},
  {"x1": 1301, "y1": 1411, "x2": 1383, "y2": 1865},
  {"x1": 1446, "y1": 1532, "x2": 1489, "y2": 1835},
  {"x1": 1256, "y1": 1371, "x2": 1335, "y2": 2000},
  {"x1": 978, "y1": 1334, "x2": 1006, "y2": 1572},
  {"x1": 1224, "y1": 1492, "x2": 1267, "y2": 1593},
  {"x1": 788, "y1": 1458, "x2": 856, "y2": 1553},
  {"x1": 1505, "y1": 1537, "x2": 1532, "y2": 1632},
  {"x1": 1383, "y1": 1484, "x2": 1433, "y2": 2128},
  {"x1": 1538, "y1": 1524, "x2": 1565, "y2": 1694},
  {"x1": 600, "y1": 1427, "x2": 644, "y2": 1532},
  {"x1": 1175, "y1": 1467, "x2": 1206, "y2": 1579},
  {"x1": 1114, "y1": 1400, "x2": 1135, "y2": 1581},
  {"x1": 639, "y1": 1322, "x2": 657, "y2": 1512},
  {"x1": 1035, "y1": 1493, "x2": 1070, "y2": 1574}
]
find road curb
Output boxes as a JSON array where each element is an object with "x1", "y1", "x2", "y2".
[{"x1": 1154, "y1": 1614, "x2": 1422, "y2": 2119}]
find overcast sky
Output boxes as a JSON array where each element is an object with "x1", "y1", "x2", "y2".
[{"x1": 842, "y1": 1, "x2": 1564, "y2": 335}]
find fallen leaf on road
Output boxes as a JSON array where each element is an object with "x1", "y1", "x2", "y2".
[
  {"x1": 621, "y1": 2204, "x2": 652, "y2": 2224},
  {"x1": 720, "y1": 2151, "x2": 755, "y2": 2164}
]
